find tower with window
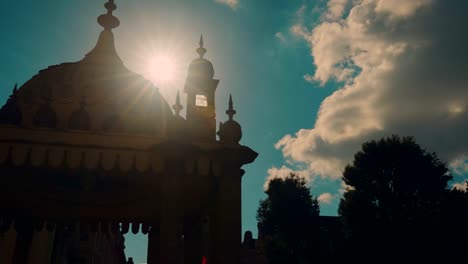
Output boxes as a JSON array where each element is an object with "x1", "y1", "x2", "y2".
[{"x1": 184, "y1": 36, "x2": 219, "y2": 141}]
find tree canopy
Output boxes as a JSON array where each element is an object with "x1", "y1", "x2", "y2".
[
  {"x1": 257, "y1": 174, "x2": 322, "y2": 264},
  {"x1": 338, "y1": 135, "x2": 461, "y2": 261}
]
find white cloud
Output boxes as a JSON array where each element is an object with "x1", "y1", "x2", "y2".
[
  {"x1": 339, "y1": 181, "x2": 353, "y2": 194},
  {"x1": 275, "y1": 32, "x2": 287, "y2": 43},
  {"x1": 304, "y1": 74, "x2": 314, "y2": 83},
  {"x1": 296, "y1": 4, "x2": 307, "y2": 20},
  {"x1": 277, "y1": 0, "x2": 468, "y2": 182},
  {"x1": 214, "y1": 0, "x2": 238, "y2": 10},
  {"x1": 325, "y1": 0, "x2": 349, "y2": 21},
  {"x1": 374, "y1": 0, "x2": 433, "y2": 18},
  {"x1": 264, "y1": 166, "x2": 312, "y2": 190},
  {"x1": 450, "y1": 157, "x2": 468, "y2": 176},
  {"x1": 318, "y1": 192, "x2": 334, "y2": 204},
  {"x1": 452, "y1": 181, "x2": 467, "y2": 191}
]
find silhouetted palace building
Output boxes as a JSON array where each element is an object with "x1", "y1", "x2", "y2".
[{"x1": 0, "y1": 1, "x2": 257, "y2": 263}]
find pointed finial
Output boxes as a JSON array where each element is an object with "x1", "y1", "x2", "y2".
[
  {"x1": 5, "y1": 83, "x2": 18, "y2": 103},
  {"x1": 98, "y1": 0, "x2": 120, "y2": 30},
  {"x1": 226, "y1": 94, "x2": 237, "y2": 121},
  {"x1": 199, "y1": 35, "x2": 204, "y2": 48},
  {"x1": 172, "y1": 91, "x2": 183, "y2": 116},
  {"x1": 197, "y1": 35, "x2": 207, "y2": 58}
]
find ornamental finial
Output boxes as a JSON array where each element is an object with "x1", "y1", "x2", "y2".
[
  {"x1": 172, "y1": 91, "x2": 183, "y2": 116},
  {"x1": 197, "y1": 35, "x2": 207, "y2": 58},
  {"x1": 226, "y1": 94, "x2": 237, "y2": 121},
  {"x1": 98, "y1": 0, "x2": 120, "y2": 30}
]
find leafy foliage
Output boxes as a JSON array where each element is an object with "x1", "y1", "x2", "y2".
[
  {"x1": 257, "y1": 174, "x2": 323, "y2": 264},
  {"x1": 338, "y1": 135, "x2": 462, "y2": 261}
]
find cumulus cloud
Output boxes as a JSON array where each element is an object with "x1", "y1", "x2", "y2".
[
  {"x1": 450, "y1": 156, "x2": 468, "y2": 176},
  {"x1": 452, "y1": 181, "x2": 467, "y2": 191},
  {"x1": 275, "y1": 32, "x2": 287, "y2": 43},
  {"x1": 214, "y1": 0, "x2": 238, "y2": 10},
  {"x1": 304, "y1": 74, "x2": 314, "y2": 83},
  {"x1": 318, "y1": 192, "x2": 334, "y2": 204},
  {"x1": 264, "y1": 166, "x2": 312, "y2": 190},
  {"x1": 277, "y1": 0, "x2": 468, "y2": 182},
  {"x1": 338, "y1": 181, "x2": 353, "y2": 194},
  {"x1": 325, "y1": 0, "x2": 349, "y2": 20},
  {"x1": 374, "y1": 0, "x2": 433, "y2": 18}
]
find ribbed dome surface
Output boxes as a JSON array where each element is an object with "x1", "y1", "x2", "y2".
[
  {"x1": 0, "y1": 2, "x2": 174, "y2": 137},
  {"x1": 13, "y1": 46, "x2": 172, "y2": 136}
]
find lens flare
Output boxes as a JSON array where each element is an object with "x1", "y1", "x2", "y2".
[{"x1": 145, "y1": 55, "x2": 178, "y2": 84}]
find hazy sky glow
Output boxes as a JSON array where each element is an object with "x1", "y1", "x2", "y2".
[{"x1": 1, "y1": 0, "x2": 468, "y2": 262}]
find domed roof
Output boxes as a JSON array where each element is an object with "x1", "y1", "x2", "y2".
[
  {"x1": 188, "y1": 58, "x2": 214, "y2": 79},
  {"x1": 187, "y1": 35, "x2": 214, "y2": 79},
  {"x1": 1, "y1": 2, "x2": 173, "y2": 137},
  {"x1": 14, "y1": 56, "x2": 172, "y2": 136},
  {"x1": 218, "y1": 120, "x2": 242, "y2": 144}
]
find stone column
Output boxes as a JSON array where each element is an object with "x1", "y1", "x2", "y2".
[
  {"x1": 213, "y1": 165, "x2": 243, "y2": 264},
  {"x1": 0, "y1": 227, "x2": 17, "y2": 264},
  {"x1": 157, "y1": 159, "x2": 183, "y2": 264},
  {"x1": 183, "y1": 218, "x2": 202, "y2": 264},
  {"x1": 26, "y1": 229, "x2": 55, "y2": 264},
  {"x1": 147, "y1": 225, "x2": 159, "y2": 264},
  {"x1": 12, "y1": 227, "x2": 34, "y2": 264}
]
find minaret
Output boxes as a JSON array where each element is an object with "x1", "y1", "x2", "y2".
[{"x1": 184, "y1": 35, "x2": 220, "y2": 141}]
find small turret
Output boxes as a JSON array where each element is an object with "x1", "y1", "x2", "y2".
[
  {"x1": 184, "y1": 36, "x2": 219, "y2": 141},
  {"x1": 217, "y1": 95, "x2": 242, "y2": 144}
]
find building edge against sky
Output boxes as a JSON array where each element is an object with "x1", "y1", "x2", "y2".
[{"x1": 0, "y1": 0, "x2": 258, "y2": 263}]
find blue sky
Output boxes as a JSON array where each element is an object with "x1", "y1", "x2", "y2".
[{"x1": 2, "y1": 0, "x2": 468, "y2": 262}]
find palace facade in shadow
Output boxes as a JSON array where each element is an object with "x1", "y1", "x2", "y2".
[{"x1": 0, "y1": 1, "x2": 257, "y2": 263}]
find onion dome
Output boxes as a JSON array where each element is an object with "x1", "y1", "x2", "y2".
[
  {"x1": 187, "y1": 35, "x2": 214, "y2": 79},
  {"x1": 0, "y1": 84, "x2": 22, "y2": 126},
  {"x1": 217, "y1": 95, "x2": 242, "y2": 144},
  {"x1": 4, "y1": 1, "x2": 172, "y2": 136}
]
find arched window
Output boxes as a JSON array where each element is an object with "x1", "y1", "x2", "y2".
[
  {"x1": 69, "y1": 106, "x2": 91, "y2": 130},
  {"x1": 34, "y1": 104, "x2": 57, "y2": 128}
]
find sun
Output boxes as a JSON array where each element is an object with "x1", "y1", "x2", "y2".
[{"x1": 145, "y1": 54, "x2": 179, "y2": 85}]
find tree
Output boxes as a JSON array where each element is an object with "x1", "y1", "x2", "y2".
[
  {"x1": 339, "y1": 135, "x2": 455, "y2": 261},
  {"x1": 257, "y1": 173, "x2": 322, "y2": 264}
]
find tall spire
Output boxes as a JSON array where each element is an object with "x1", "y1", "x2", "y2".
[
  {"x1": 197, "y1": 35, "x2": 207, "y2": 58},
  {"x1": 98, "y1": 0, "x2": 120, "y2": 30},
  {"x1": 172, "y1": 91, "x2": 183, "y2": 116},
  {"x1": 226, "y1": 94, "x2": 237, "y2": 121},
  {"x1": 84, "y1": 0, "x2": 122, "y2": 63}
]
